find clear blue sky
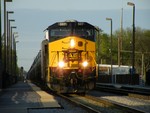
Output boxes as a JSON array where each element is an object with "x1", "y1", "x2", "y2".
[{"x1": 2, "y1": 0, "x2": 150, "y2": 71}]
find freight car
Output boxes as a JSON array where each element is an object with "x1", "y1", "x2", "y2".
[{"x1": 28, "y1": 20, "x2": 98, "y2": 93}]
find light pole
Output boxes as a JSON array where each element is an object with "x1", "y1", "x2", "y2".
[
  {"x1": 2, "y1": 0, "x2": 13, "y2": 88},
  {"x1": 6, "y1": 11, "x2": 14, "y2": 72},
  {"x1": 0, "y1": 0, "x2": 2, "y2": 90},
  {"x1": 127, "y1": 2, "x2": 135, "y2": 75},
  {"x1": 0, "y1": 0, "x2": 2, "y2": 61},
  {"x1": 7, "y1": 19, "x2": 15, "y2": 74},
  {"x1": 95, "y1": 27, "x2": 101, "y2": 76},
  {"x1": 3, "y1": 0, "x2": 13, "y2": 75},
  {"x1": 106, "y1": 18, "x2": 113, "y2": 82},
  {"x1": 10, "y1": 26, "x2": 17, "y2": 76},
  {"x1": 14, "y1": 39, "x2": 19, "y2": 83},
  {"x1": 13, "y1": 32, "x2": 18, "y2": 77}
]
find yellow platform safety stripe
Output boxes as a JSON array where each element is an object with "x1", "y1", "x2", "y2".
[{"x1": 28, "y1": 82, "x2": 61, "y2": 108}]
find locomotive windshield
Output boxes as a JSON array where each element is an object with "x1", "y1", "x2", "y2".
[
  {"x1": 50, "y1": 28, "x2": 71, "y2": 37},
  {"x1": 48, "y1": 21, "x2": 97, "y2": 42},
  {"x1": 74, "y1": 28, "x2": 94, "y2": 39}
]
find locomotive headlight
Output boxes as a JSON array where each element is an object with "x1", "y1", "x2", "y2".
[
  {"x1": 82, "y1": 61, "x2": 88, "y2": 67},
  {"x1": 70, "y1": 39, "x2": 75, "y2": 48},
  {"x1": 58, "y1": 61, "x2": 65, "y2": 68}
]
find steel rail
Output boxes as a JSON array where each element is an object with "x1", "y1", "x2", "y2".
[
  {"x1": 57, "y1": 93, "x2": 101, "y2": 113},
  {"x1": 85, "y1": 95, "x2": 146, "y2": 113},
  {"x1": 96, "y1": 84, "x2": 150, "y2": 100}
]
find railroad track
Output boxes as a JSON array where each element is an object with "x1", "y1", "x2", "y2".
[
  {"x1": 57, "y1": 93, "x2": 101, "y2": 113},
  {"x1": 64, "y1": 93, "x2": 147, "y2": 113},
  {"x1": 96, "y1": 83, "x2": 150, "y2": 100},
  {"x1": 84, "y1": 94, "x2": 146, "y2": 113},
  {"x1": 38, "y1": 83, "x2": 100, "y2": 113},
  {"x1": 33, "y1": 82, "x2": 149, "y2": 113}
]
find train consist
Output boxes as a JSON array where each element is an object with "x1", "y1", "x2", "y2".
[{"x1": 28, "y1": 20, "x2": 98, "y2": 93}]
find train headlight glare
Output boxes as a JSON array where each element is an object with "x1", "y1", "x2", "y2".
[
  {"x1": 70, "y1": 39, "x2": 75, "y2": 48},
  {"x1": 82, "y1": 61, "x2": 88, "y2": 67},
  {"x1": 58, "y1": 61, "x2": 65, "y2": 68}
]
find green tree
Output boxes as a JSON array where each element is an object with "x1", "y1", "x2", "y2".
[
  {"x1": 113, "y1": 27, "x2": 150, "y2": 73},
  {"x1": 96, "y1": 32, "x2": 110, "y2": 64},
  {"x1": 96, "y1": 27, "x2": 150, "y2": 74}
]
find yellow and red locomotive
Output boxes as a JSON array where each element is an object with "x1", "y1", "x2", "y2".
[{"x1": 28, "y1": 20, "x2": 98, "y2": 93}]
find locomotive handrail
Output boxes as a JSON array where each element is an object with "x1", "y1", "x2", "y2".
[{"x1": 89, "y1": 51, "x2": 97, "y2": 65}]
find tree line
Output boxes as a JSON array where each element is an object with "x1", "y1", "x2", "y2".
[{"x1": 96, "y1": 27, "x2": 150, "y2": 74}]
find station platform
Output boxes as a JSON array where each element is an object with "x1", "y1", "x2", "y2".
[{"x1": 0, "y1": 81, "x2": 61, "y2": 113}]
